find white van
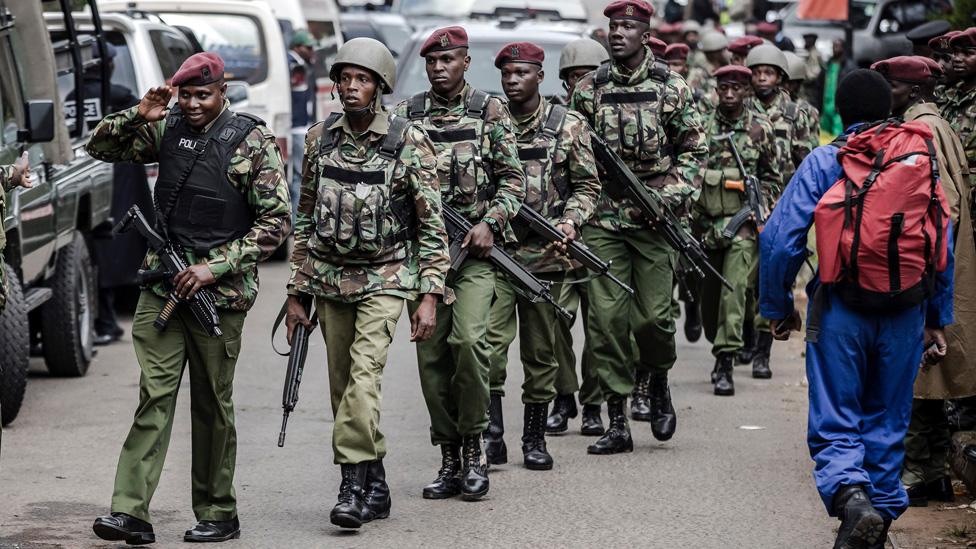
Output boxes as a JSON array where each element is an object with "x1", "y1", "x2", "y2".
[{"x1": 99, "y1": 0, "x2": 293, "y2": 162}]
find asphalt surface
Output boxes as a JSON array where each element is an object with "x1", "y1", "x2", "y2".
[{"x1": 0, "y1": 261, "x2": 837, "y2": 548}]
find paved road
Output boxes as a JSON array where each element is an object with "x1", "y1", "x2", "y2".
[{"x1": 0, "y1": 261, "x2": 836, "y2": 548}]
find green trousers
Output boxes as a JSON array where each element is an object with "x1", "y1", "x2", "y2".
[
  {"x1": 317, "y1": 294, "x2": 403, "y2": 465},
  {"x1": 902, "y1": 398, "x2": 950, "y2": 487},
  {"x1": 552, "y1": 278, "x2": 603, "y2": 405},
  {"x1": 487, "y1": 272, "x2": 564, "y2": 404},
  {"x1": 412, "y1": 259, "x2": 496, "y2": 445},
  {"x1": 700, "y1": 236, "x2": 758, "y2": 356},
  {"x1": 586, "y1": 227, "x2": 677, "y2": 399},
  {"x1": 112, "y1": 291, "x2": 245, "y2": 523}
]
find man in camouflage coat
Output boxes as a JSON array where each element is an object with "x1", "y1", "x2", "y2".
[
  {"x1": 393, "y1": 25, "x2": 525, "y2": 501},
  {"x1": 944, "y1": 29, "x2": 976, "y2": 174},
  {"x1": 484, "y1": 42, "x2": 600, "y2": 471},
  {"x1": 694, "y1": 65, "x2": 779, "y2": 397},
  {"x1": 0, "y1": 153, "x2": 31, "y2": 313},
  {"x1": 569, "y1": 0, "x2": 707, "y2": 455},
  {"x1": 89, "y1": 53, "x2": 291, "y2": 545},
  {"x1": 286, "y1": 38, "x2": 449, "y2": 529}
]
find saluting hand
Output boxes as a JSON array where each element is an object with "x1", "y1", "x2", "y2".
[
  {"x1": 138, "y1": 86, "x2": 173, "y2": 122},
  {"x1": 173, "y1": 263, "x2": 216, "y2": 300},
  {"x1": 12, "y1": 151, "x2": 32, "y2": 189}
]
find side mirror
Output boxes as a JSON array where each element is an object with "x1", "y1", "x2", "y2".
[
  {"x1": 18, "y1": 100, "x2": 55, "y2": 143},
  {"x1": 226, "y1": 81, "x2": 250, "y2": 105}
]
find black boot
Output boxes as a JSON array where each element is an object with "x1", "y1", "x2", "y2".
[
  {"x1": 867, "y1": 518, "x2": 892, "y2": 549},
  {"x1": 331, "y1": 463, "x2": 368, "y2": 529},
  {"x1": 460, "y1": 435, "x2": 489, "y2": 500},
  {"x1": 683, "y1": 299, "x2": 702, "y2": 343},
  {"x1": 833, "y1": 485, "x2": 885, "y2": 549},
  {"x1": 580, "y1": 404, "x2": 605, "y2": 436},
  {"x1": 926, "y1": 475, "x2": 955, "y2": 502},
  {"x1": 737, "y1": 319, "x2": 757, "y2": 364},
  {"x1": 631, "y1": 370, "x2": 652, "y2": 422},
  {"x1": 92, "y1": 513, "x2": 156, "y2": 545},
  {"x1": 545, "y1": 393, "x2": 578, "y2": 434},
  {"x1": 484, "y1": 393, "x2": 507, "y2": 465},
  {"x1": 361, "y1": 459, "x2": 391, "y2": 522},
  {"x1": 183, "y1": 517, "x2": 241, "y2": 543},
  {"x1": 648, "y1": 372, "x2": 677, "y2": 441},
  {"x1": 905, "y1": 482, "x2": 928, "y2": 507},
  {"x1": 713, "y1": 353, "x2": 735, "y2": 396},
  {"x1": 752, "y1": 332, "x2": 773, "y2": 379},
  {"x1": 587, "y1": 397, "x2": 633, "y2": 455},
  {"x1": 422, "y1": 444, "x2": 462, "y2": 499},
  {"x1": 522, "y1": 402, "x2": 554, "y2": 470}
]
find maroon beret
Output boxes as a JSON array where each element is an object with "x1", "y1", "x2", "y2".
[
  {"x1": 728, "y1": 36, "x2": 764, "y2": 56},
  {"x1": 664, "y1": 43, "x2": 690, "y2": 61},
  {"x1": 658, "y1": 22, "x2": 681, "y2": 35},
  {"x1": 171, "y1": 52, "x2": 225, "y2": 87},
  {"x1": 756, "y1": 21, "x2": 779, "y2": 35},
  {"x1": 495, "y1": 42, "x2": 544, "y2": 68},
  {"x1": 604, "y1": 0, "x2": 654, "y2": 23},
  {"x1": 917, "y1": 55, "x2": 944, "y2": 78},
  {"x1": 929, "y1": 30, "x2": 959, "y2": 53},
  {"x1": 950, "y1": 27, "x2": 976, "y2": 49},
  {"x1": 713, "y1": 65, "x2": 753, "y2": 82},
  {"x1": 420, "y1": 26, "x2": 468, "y2": 57},
  {"x1": 871, "y1": 56, "x2": 933, "y2": 83},
  {"x1": 647, "y1": 37, "x2": 667, "y2": 57}
]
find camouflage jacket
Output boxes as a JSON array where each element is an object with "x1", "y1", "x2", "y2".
[
  {"x1": 0, "y1": 164, "x2": 17, "y2": 311},
  {"x1": 693, "y1": 107, "x2": 779, "y2": 249},
  {"x1": 510, "y1": 97, "x2": 600, "y2": 273},
  {"x1": 797, "y1": 97, "x2": 821, "y2": 149},
  {"x1": 686, "y1": 66, "x2": 717, "y2": 111},
  {"x1": 749, "y1": 91, "x2": 808, "y2": 196},
  {"x1": 943, "y1": 84, "x2": 976, "y2": 170},
  {"x1": 393, "y1": 83, "x2": 525, "y2": 242},
  {"x1": 85, "y1": 104, "x2": 292, "y2": 311},
  {"x1": 570, "y1": 48, "x2": 707, "y2": 232},
  {"x1": 935, "y1": 82, "x2": 956, "y2": 113},
  {"x1": 286, "y1": 110, "x2": 450, "y2": 303}
]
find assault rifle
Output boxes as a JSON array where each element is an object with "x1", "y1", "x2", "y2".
[
  {"x1": 443, "y1": 204, "x2": 572, "y2": 320},
  {"x1": 715, "y1": 132, "x2": 769, "y2": 240},
  {"x1": 591, "y1": 134, "x2": 732, "y2": 291},
  {"x1": 113, "y1": 205, "x2": 223, "y2": 336},
  {"x1": 515, "y1": 205, "x2": 634, "y2": 295},
  {"x1": 274, "y1": 296, "x2": 317, "y2": 447}
]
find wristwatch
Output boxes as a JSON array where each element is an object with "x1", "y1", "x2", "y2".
[{"x1": 483, "y1": 216, "x2": 502, "y2": 237}]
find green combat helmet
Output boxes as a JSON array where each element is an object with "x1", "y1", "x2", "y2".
[
  {"x1": 700, "y1": 31, "x2": 729, "y2": 53},
  {"x1": 745, "y1": 44, "x2": 790, "y2": 79},
  {"x1": 329, "y1": 37, "x2": 397, "y2": 93},
  {"x1": 559, "y1": 38, "x2": 610, "y2": 79},
  {"x1": 782, "y1": 51, "x2": 806, "y2": 82}
]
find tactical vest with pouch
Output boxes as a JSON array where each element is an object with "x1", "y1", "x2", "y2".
[
  {"x1": 155, "y1": 107, "x2": 258, "y2": 257},
  {"x1": 513, "y1": 103, "x2": 570, "y2": 240},
  {"x1": 309, "y1": 112, "x2": 417, "y2": 265},
  {"x1": 407, "y1": 88, "x2": 492, "y2": 219},
  {"x1": 592, "y1": 59, "x2": 674, "y2": 184},
  {"x1": 699, "y1": 116, "x2": 763, "y2": 219}
]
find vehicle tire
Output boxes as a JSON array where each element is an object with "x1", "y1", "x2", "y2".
[
  {"x1": 42, "y1": 231, "x2": 95, "y2": 377},
  {"x1": 0, "y1": 262, "x2": 30, "y2": 427}
]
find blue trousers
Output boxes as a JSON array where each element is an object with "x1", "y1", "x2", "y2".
[{"x1": 806, "y1": 291, "x2": 924, "y2": 520}]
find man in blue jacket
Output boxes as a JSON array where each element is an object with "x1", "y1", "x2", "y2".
[{"x1": 759, "y1": 69, "x2": 954, "y2": 549}]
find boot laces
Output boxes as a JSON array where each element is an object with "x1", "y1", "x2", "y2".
[
  {"x1": 635, "y1": 373, "x2": 651, "y2": 397},
  {"x1": 437, "y1": 447, "x2": 460, "y2": 479}
]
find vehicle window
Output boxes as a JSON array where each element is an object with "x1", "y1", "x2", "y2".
[
  {"x1": 0, "y1": 32, "x2": 24, "y2": 146},
  {"x1": 105, "y1": 31, "x2": 139, "y2": 96},
  {"x1": 157, "y1": 12, "x2": 268, "y2": 84},
  {"x1": 397, "y1": 40, "x2": 567, "y2": 99},
  {"x1": 149, "y1": 29, "x2": 195, "y2": 81}
]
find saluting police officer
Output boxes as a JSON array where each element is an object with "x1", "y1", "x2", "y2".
[
  {"x1": 546, "y1": 38, "x2": 611, "y2": 438},
  {"x1": 693, "y1": 65, "x2": 779, "y2": 396},
  {"x1": 484, "y1": 42, "x2": 601, "y2": 470},
  {"x1": 569, "y1": 0, "x2": 707, "y2": 455},
  {"x1": 285, "y1": 38, "x2": 450, "y2": 529},
  {"x1": 88, "y1": 52, "x2": 291, "y2": 544},
  {"x1": 393, "y1": 26, "x2": 526, "y2": 501}
]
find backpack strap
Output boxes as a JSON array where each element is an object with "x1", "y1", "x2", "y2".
[
  {"x1": 783, "y1": 101, "x2": 799, "y2": 123},
  {"x1": 318, "y1": 112, "x2": 344, "y2": 155},
  {"x1": 925, "y1": 137, "x2": 944, "y2": 276},
  {"x1": 541, "y1": 104, "x2": 567, "y2": 140},
  {"x1": 218, "y1": 112, "x2": 263, "y2": 146},
  {"x1": 649, "y1": 60, "x2": 670, "y2": 84},
  {"x1": 594, "y1": 61, "x2": 611, "y2": 88},
  {"x1": 378, "y1": 114, "x2": 411, "y2": 161},
  {"x1": 466, "y1": 89, "x2": 490, "y2": 119},
  {"x1": 408, "y1": 92, "x2": 428, "y2": 120}
]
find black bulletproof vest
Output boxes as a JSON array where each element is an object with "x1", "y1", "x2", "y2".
[{"x1": 155, "y1": 107, "x2": 259, "y2": 256}]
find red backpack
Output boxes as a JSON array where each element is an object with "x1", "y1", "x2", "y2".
[{"x1": 814, "y1": 120, "x2": 949, "y2": 313}]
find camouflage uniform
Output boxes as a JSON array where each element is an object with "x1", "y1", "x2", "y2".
[
  {"x1": 749, "y1": 91, "x2": 813, "y2": 195},
  {"x1": 85, "y1": 102, "x2": 290, "y2": 524},
  {"x1": 0, "y1": 164, "x2": 18, "y2": 312},
  {"x1": 393, "y1": 84, "x2": 526, "y2": 446},
  {"x1": 569, "y1": 47, "x2": 707, "y2": 399},
  {"x1": 486, "y1": 98, "x2": 600, "y2": 404},
  {"x1": 686, "y1": 66, "x2": 718, "y2": 111},
  {"x1": 943, "y1": 85, "x2": 976, "y2": 172},
  {"x1": 935, "y1": 83, "x2": 956, "y2": 113},
  {"x1": 694, "y1": 107, "x2": 778, "y2": 357},
  {"x1": 287, "y1": 110, "x2": 449, "y2": 465}
]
